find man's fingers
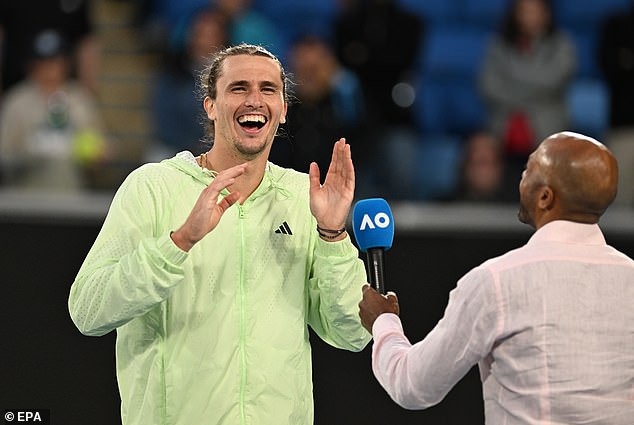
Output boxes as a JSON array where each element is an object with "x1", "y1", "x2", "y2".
[
  {"x1": 386, "y1": 292, "x2": 399, "y2": 306},
  {"x1": 309, "y1": 162, "x2": 321, "y2": 191},
  {"x1": 203, "y1": 162, "x2": 248, "y2": 202},
  {"x1": 217, "y1": 191, "x2": 240, "y2": 212},
  {"x1": 325, "y1": 138, "x2": 343, "y2": 179},
  {"x1": 210, "y1": 176, "x2": 236, "y2": 191},
  {"x1": 332, "y1": 138, "x2": 346, "y2": 176},
  {"x1": 342, "y1": 143, "x2": 354, "y2": 184},
  {"x1": 386, "y1": 292, "x2": 400, "y2": 315},
  {"x1": 212, "y1": 163, "x2": 247, "y2": 187}
]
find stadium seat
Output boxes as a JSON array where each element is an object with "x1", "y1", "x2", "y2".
[
  {"x1": 415, "y1": 81, "x2": 486, "y2": 135},
  {"x1": 396, "y1": 0, "x2": 460, "y2": 24},
  {"x1": 553, "y1": 0, "x2": 631, "y2": 29},
  {"x1": 415, "y1": 134, "x2": 463, "y2": 200},
  {"x1": 414, "y1": 26, "x2": 489, "y2": 135},
  {"x1": 566, "y1": 29, "x2": 600, "y2": 78},
  {"x1": 567, "y1": 78, "x2": 610, "y2": 139},
  {"x1": 419, "y1": 26, "x2": 491, "y2": 78},
  {"x1": 252, "y1": 0, "x2": 337, "y2": 44},
  {"x1": 459, "y1": 0, "x2": 512, "y2": 29}
]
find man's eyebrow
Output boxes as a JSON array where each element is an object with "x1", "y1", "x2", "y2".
[
  {"x1": 227, "y1": 80, "x2": 248, "y2": 88},
  {"x1": 227, "y1": 80, "x2": 281, "y2": 89},
  {"x1": 260, "y1": 80, "x2": 280, "y2": 88}
]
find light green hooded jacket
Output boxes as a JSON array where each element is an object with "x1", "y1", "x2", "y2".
[{"x1": 68, "y1": 152, "x2": 370, "y2": 425}]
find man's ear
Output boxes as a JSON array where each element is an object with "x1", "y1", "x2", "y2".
[
  {"x1": 537, "y1": 186, "x2": 555, "y2": 211},
  {"x1": 204, "y1": 96, "x2": 215, "y2": 120},
  {"x1": 279, "y1": 102, "x2": 288, "y2": 124}
]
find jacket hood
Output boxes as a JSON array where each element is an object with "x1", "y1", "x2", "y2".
[
  {"x1": 160, "y1": 151, "x2": 297, "y2": 201},
  {"x1": 161, "y1": 151, "x2": 213, "y2": 186}
]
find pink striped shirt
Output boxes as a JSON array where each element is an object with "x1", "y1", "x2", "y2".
[{"x1": 372, "y1": 220, "x2": 634, "y2": 424}]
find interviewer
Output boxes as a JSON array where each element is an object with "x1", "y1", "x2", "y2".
[{"x1": 360, "y1": 131, "x2": 634, "y2": 424}]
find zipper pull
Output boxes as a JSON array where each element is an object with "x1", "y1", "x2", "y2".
[{"x1": 237, "y1": 204, "x2": 246, "y2": 219}]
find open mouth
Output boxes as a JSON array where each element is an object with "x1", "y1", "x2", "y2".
[{"x1": 237, "y1": 114, "x2": 267, "y2": 131}]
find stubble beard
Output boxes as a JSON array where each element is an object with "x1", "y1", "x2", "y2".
[
  {"x1": 232, "y1": 134, "x2": 272, "y2": 160},
  {"x1": 517, "y1": 201, "x2": 534, "y2": 227}
]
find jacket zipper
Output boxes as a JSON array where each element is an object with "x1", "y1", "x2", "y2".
[{"x1": 238, "y1": 204, "x2": 247, "y2": 425}]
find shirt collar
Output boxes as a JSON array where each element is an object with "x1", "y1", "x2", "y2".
[{"x1": 528, "y1": 220, "x2": 606, "y2": 246}]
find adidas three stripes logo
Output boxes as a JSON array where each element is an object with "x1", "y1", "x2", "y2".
[{"x1": 275, "y1": 221, "x2": 293, "y2": 235}]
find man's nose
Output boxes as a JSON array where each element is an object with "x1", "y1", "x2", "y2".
[{"x1": 245, "y1": 90, "x2": 263, "y2": 107}]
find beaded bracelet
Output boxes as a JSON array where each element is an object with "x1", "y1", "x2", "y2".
[{"x1": 316, "y1": 225, "x2": 346, "y2": 239}]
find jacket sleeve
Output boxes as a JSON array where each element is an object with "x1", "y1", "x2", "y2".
[
  {"x1": 306, "y1": 234, "x2": 371, "y2": 351},
  {"x1": 68, "y1": 167, "x2": 189, "y2": 336}
]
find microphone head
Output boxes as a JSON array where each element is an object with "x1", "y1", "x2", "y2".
[{"x1": 352, "y1": 198, "x2": 394, "y2": 252}]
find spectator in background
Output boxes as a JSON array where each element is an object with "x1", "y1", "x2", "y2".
[
  {"x1": 478, "y1": 0, "x2": 575, "y2": 178},
  {"x1": 0, "y1": 30, "x2": 106, "y2": 191},
  {"x1": 0, "y1": 0, "x2": 99, "y2": 96},
  {"x1": 213, "y1": 0, "x2": 287, "y2": 59},
  {"x1": 132, "y1": 0, "x2": 209, "y2": 54},
  {"x1": 333, "y1": 0, "x2": 424, "y2": 199},
  {"x1": 270, "y1": 35, "x2": 369, "y2": 184},
  {"x1": 148, "y1": 8, "x2": 227, "y2": 159},
  {"x1": 448, "y1": 131, "x2": 517, "y2": 204},
  {"x1": 137, "y1": 0, "x2": 285, "y2": 60},
  {"x1": 599, "y1": 1, "x2": 634, "y2": 207}
]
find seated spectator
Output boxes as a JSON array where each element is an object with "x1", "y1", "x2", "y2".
[
  {"x1": 478, "y1": 0, "x2": 576, "y2": 178},
  {"x1": 0, "y1": 30, "x2": 106, "y2": 191},
  {"x1": 148, "y1": 8, "x2": 227, "y2": 159},
  {"x1": 269, "y1": 35, "x2": 369, "y2": 182},
  {"x1": 0, "y1": 0, "x2": 99, "y2": 96},
  {"x1": 448, "y1": 131, "x2": 517, "y2": 203},
  {"x1": 599, "y1": 2, "x2": 634, "y2": 207}
]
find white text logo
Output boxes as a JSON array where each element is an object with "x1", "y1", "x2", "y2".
[{"x1": 359, "y1": 213, "x2": 390, "y2": 230}]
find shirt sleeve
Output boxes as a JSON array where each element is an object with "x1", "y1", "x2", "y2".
[
  {"x1": 306, "y1": 234, "x2": 372, "y2": 352},
  {"x1": 68, "y1": 167, "x2": 189, "y2": 336},
  {"x1": 371, "y1": 267, "x2": 500, "y2": 409}
]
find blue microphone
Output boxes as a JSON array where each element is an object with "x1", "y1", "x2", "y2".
[{"x1": 352, "y1": 198, "x2": 394, "y2": 294}]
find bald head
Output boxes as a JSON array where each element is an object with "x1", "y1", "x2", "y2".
[{"x1": 533, "y1": 132, "x2": 618, "y2": 222}]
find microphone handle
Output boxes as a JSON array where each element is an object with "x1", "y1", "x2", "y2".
[{"x1": 366, "y1": 247, "x2": 386, "y2": 294}]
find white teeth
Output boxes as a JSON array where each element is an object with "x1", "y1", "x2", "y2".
[{"x1": 238, "y1": 114, "x2": 266, "y2": 124}]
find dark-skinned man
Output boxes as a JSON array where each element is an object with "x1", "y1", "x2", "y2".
[{"x1": 359, "y1": 131, "x2": 634, "y2": 425}]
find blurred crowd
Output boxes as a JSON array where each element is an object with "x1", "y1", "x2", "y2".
[{"x1": 0, "y1": 0, "x2": 633, "y2": 207}]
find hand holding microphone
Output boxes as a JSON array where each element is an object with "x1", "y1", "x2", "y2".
[{"x1": 352, "y1": 198, "x2": 394, "y2": 295}]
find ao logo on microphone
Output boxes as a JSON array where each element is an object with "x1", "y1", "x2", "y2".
[
  {"x1": 352, "y1": 198, "x2": 395, "y2": 294},
  {"x1": 352, "y1": 198, "x2": 394, "y2": 252},
  {"x1": 358, "y1": 212, "x2": 391, "y2": 230}
]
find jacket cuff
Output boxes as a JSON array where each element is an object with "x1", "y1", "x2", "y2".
[
  {"x1": 158, "y1": 233, "x2": 189, "y2": 265},
  {"x1": 315, "y1": 232, "x2": 357, "y2": 257}
]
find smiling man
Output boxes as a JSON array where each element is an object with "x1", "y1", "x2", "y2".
[{"x1": 68, "y1": 44, "x2": 370, "y2": 425}]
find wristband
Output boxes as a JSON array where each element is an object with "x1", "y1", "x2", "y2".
[{"x1": 316, "y1": 225, "x2": 346, "y2": 239}]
